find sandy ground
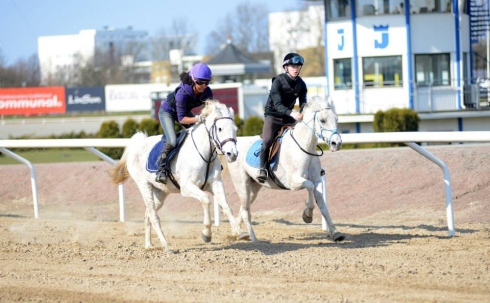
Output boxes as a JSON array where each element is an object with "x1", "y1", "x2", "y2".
[{"x1": 0, "y1": 144, "x2": 489, "y2": 303}]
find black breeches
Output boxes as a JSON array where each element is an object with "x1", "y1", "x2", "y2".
[{"x1": 259, "y1": 115, "x2": 295, "y2": 164}]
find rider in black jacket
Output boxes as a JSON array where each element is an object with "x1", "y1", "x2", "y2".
[{"x1": 257, "y1": 53, "x2": 308, "y2": 183}]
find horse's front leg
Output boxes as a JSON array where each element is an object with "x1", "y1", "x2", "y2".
[
  {"x1": 210, "y1": 180, "x2": 250, "y2": 241},
  {"x1": 313, "y1": 179, "x2": 345, "y2": 242},
  {"x1": 180, "y1": 183, "x2": 212, "y2": 243},
  {"x1": 290, "y1": 174, "x2": 316, "y2": 224}
]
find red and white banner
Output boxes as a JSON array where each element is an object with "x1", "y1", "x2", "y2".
[{"x1": 0, "y1": 87, "x2": 66, "y2": 116}]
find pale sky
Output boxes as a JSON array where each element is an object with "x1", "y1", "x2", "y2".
[{"x1": 0, "y1": 0, "x2": 305, "y2": 65}]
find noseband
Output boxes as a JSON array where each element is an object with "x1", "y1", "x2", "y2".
[
  {"x1": 303, "y1": 107, "x2": 341, "y2": 145},
  {"x1": 191, "y1": 115, "x2": 237, "y2": 162},
  {"x1": 208, "y1": 116, "x2": 237, "y2": 154}
]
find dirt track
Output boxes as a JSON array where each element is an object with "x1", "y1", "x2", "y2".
[{"x1": 0, "y1": 144, "x2": 489, "y2": 302}]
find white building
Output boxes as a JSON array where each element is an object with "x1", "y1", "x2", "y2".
[
  {"x1": 38, "y1": 27, "x2": 150, "y2": 85},
  {"x1": 268, "y1": 0, "x2": 490, "y2": 132}
]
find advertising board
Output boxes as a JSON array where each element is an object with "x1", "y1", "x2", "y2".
[
  {"x1": 0, "y1": 87, "x2": 66, "y2": 116},
  {"x1": 105, "y1": 84, "x2": 165, "y2": 112},
  {"x1": 66, "y1": 86, "x2": 105, "y2": 112}
]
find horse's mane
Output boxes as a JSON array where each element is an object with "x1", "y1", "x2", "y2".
[
  {"x1": 201, "y1": 99, "x2": 228, "y2": 118},
  {"x1": 303, "y1": 96, "x2": 336, "y2": 113}
]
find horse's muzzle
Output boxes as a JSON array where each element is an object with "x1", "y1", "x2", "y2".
[
  {"x1": 226, "y1": 151, "x2": 238, "y2": 163},
  {"x1": 329, "y1": 135, "x2": 342, "y2": 152}
]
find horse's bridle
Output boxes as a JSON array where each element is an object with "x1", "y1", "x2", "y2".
[
  {"x1": 191, "y1": 116, "x2": 237, "y2": 163},
  {"x1": 290, "y1": 107, "x2": 341, "y2": 156},
  {"x1": 208, "y1": 117, "x2": 237, "y2": 154},
  {"x1": 302, "y1": 107, "x2": 341, "y2": 146}
]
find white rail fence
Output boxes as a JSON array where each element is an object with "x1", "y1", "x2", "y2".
[{"x1": 1, "y1": 131, "x2": 489, "y2": 237}]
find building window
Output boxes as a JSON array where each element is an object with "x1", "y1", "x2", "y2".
[
  {"x1": 362, "y1": 55, "x2": 403, "y2": 87},
  {"x1": 415, "y1": 53, "x2": 451, "y2": 86},
  {"x1": 357, "y1": 0, "x2": 452, "y2": 15},
  {"x1": 408, "y1": 0, "x2": 453, "y2": 13},
  {"x1": 333, "y1": 58, "x2": 352, "y2": 89},
  {"x1": 358, "y1": 0, "x2": 404, "y2": 16},
  {"x1": 327, "y1": 0, "x2": 351, "y2": 20}
]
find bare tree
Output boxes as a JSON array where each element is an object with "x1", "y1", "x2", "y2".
[
  {"x1": 205, "y1": 2, "x2": 269, "y2": 55},
  {"x1": 0, "y1": 48, "x2": 5, "y2": 68},
  {"x1": 205, "y1": 15, "x2": 235, "y2": 54},
  {"x1": 269, "y1": 4, "x2": 325, "y2": 76},
  {"x1": 0, "y1": 54, "x2": 40, "y2": 88}
]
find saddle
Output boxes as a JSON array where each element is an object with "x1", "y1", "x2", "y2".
[
  {"x1": 147, "y1": 131, "x2": 189, "y2": 191},
  {"x1": 268, "y1": 125, "x2": 292, "y2": 163},
  {"x1": 250, "y1": 125, "x2": 292, "y2": 189}
]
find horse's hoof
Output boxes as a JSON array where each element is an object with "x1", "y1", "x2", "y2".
[
  {"x1": 302, "y1": 210, "x2": 313, "y2": 224},
  {"x1": 201, "y1": 234, "x2": 212, "y2": 243},
  {"x1": 237, "y1": 232, "x2": 251, "y2": 241},
  {"x1": 332, "y1": 232, "x2": 345, "y2": 242}
]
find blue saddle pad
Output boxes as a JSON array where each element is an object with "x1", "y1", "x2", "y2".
[
  {"x1": 147, "y1": 140, "x2": 165, "y2": 172},
  {"x1": 245, "y1": 139, "x2": 280, "y2": 169},
  {"x1": 146, "y1": 131, "x2": 188, "y2": 172}
]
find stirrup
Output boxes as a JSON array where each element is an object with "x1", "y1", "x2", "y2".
[
  {"x1": 155, "y1": 170, "x2": 167, "y2": 184},
  {"x1": 257, "y1": 169, "x2": 268, "y2": 183}
]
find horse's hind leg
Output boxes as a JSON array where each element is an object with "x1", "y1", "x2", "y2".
[
  {"x1": 237, "y1": 179, "x2": 260, "y2": 242},
  {"x1": 313, "y1": 180, "x2": 345, "y2": 242},
  {"x1": 139, "y1": 183, "x2": 173, "y2": 252},
  {"x1": 144, "y1": 209, "x2": 152, "y2": 248}
]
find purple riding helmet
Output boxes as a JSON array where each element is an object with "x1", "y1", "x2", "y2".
[{"x1": 190, "y1": 63, "x2": 212, "y2": 82}]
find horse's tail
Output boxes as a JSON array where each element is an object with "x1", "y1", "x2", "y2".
[
  {"x1": 110, "y1": 131, "x2": 147, "y2": 184},
  {"x1": 110, "y1": 150, "x2": 129, "y2": 184},
  {"x1": 218, "y1": 154, "x2": 229, "y2": 178}
]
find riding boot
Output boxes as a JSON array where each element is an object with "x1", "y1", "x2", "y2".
[
  {"x1": 155, "y1": 143, "x2": 174, "y2": 184},
  {"x1": 257, "y1": 148, "x2": 269, "y2": 183}
]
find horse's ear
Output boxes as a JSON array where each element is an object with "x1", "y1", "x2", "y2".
[
  {"x1": 327, "y1": 96, "x2": 335, "y2": 108},
  {"x1": 228, "y1": 107, "x2": 235, "y2": 117}
]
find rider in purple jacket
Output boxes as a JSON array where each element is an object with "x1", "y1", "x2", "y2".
[{"x1": 155, "y1": 62, "x2": 213, "y2": 184}]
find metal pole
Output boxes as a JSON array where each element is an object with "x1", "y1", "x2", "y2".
[
  {"x1": 84, "y1": 147, "x2": 125, "y2": 222},
  {"x1": 214, "y1": 197, "x2": 221, "y2": 226},
  {"x1": 405, "y1": 142, "x2": 455, "y2": 237},
  {"x1": 0, "y1": 148, "x2": 39, "y2": 219},
  {"x1": 321, "y1": 166, "x2": 328, "y2": 230}
]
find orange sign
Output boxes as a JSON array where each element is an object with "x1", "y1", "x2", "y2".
[{"x1": 0, "y1": 87, "x2": 66, "y2": 116}]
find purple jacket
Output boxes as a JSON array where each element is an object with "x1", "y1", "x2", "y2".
[{"x1": 161, "y1": 82, "x2": 213, "y2": 122}]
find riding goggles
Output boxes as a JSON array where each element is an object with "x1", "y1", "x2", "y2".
[
  {"x1": 195, "y1": 79, "x2": 210, "y2": 86},
  {"x1": 284, "y1": 55, "x2": 305, "y2": 66}
]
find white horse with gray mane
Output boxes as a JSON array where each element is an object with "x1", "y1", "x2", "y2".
[
  {"x1": 111, "y1": 100, "x2": 246, "y2": 253},
  {"x1": 225, "y1": 96, "x2": 345, "y2": 242}
]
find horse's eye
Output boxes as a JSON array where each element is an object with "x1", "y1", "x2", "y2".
[
  {"x1": 218, "y1": 127, "x2": 222, "y2": 132},
  {"x1": 320, "y1": 118, "x2": 326, "y2": 123}
]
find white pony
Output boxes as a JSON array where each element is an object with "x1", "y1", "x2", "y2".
[
  {"x1": 226, "y1": 96, "x2": 345, "y2": 242},
  {"x1": 111, "y1": 100, "x2": 246, "y2": 253}
]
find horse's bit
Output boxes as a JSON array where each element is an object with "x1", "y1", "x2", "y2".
[
  {"x1": 191, "y1": 116, "x2": 237, "y2": 162},
  {"x1": 302, "y1": 107, "x2": 341, "y2": 145},
  {"x1": 209, "y1": 116, "x2": 237, "y2": 154}
]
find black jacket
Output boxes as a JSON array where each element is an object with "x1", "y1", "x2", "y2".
[{"x1": 264, "y1": 73, "x2": 307, "y2": 118}]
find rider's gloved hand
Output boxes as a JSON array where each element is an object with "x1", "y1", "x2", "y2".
[
  {"x1": 196, "y1": 114, "x2": 203, "y2": 123},
  {"x1": 290, "y1": 112, "x2": 303, "y2": 121}
]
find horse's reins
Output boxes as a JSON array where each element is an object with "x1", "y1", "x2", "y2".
[
  {"x1": 208, "y1": 117, "x2": 237, "y2": 153},
  {"x1": 290, "y1": 107, "x2": 341, "y2": 156},
  {"x1": 188, "y1": 116, "x2": 236, "y2": 189}
]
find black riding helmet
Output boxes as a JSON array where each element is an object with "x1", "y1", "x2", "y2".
[{"x1": 282, "y1": 53, "x2": 305, "y2": 67}]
